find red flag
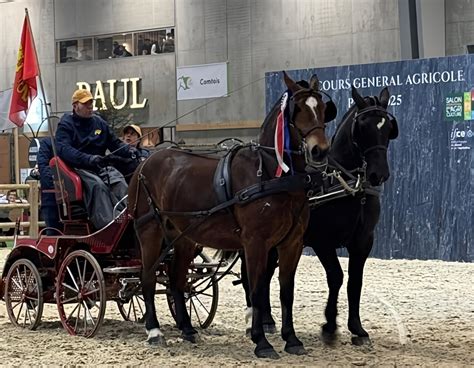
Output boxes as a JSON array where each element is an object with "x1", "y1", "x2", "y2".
[{"x1": 8, "y1": 13, "x2": 39, "y2": 127}]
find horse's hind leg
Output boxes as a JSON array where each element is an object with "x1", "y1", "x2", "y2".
[
  {"x1": 277, "y1": 243, "x2": 306, "y2": 356},
  {"x1": 169, "y1": 240, "x2": 199, "y2": 342},
  {"x1": 313, "y1": 246, "x2": 343, "y2": 342},
  {"x1": 136, "y1": 223, "x2": 166, "y2": 346}
]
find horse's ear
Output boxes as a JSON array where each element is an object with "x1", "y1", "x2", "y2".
[
  {"x1": 379, "y1": 87, "x2": 390, "y2": 108},
  {"x1": 283, "y1": 71, "x2": 297, "y2": 91},
  {"x1": 351, "y1": 85, "x2": 366, "y2": 108},
  {"x1": 309, "y1": 74, "x2": 320, "y2": 91}
]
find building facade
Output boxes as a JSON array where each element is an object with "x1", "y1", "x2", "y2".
[{"x1": 0, "y1": 0, "x2": 473, "y2": 179}]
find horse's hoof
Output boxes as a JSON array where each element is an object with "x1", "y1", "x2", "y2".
[
  {"x1": 264, "y1": 323, "x2": 277, "y2": 334},
  {"x1": 321, "y1": 330, "x2": 337, "y2": 345},
  {"x1": 322, "y1": 322, "x2": 337, "y2": 335},
  {"x1": 285, "y1": 344, "x2": 307, "y2": 355},
  {"x1": 255, "y1": 347, "x2": 280, "y2": 359},
  {"x1": 147, "y1": 335, "x2": 166, "y2": 346},
  {"x1": 182, "y1": 332, "x2": 200, "y2": 343},
  {"x1": 351, "y1": 336, "x2": 371, "y2": 346}
]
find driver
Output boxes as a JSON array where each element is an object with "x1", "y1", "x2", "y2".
[{"x1": 55, "y1": 89, "x2": 135, "y2": 229}]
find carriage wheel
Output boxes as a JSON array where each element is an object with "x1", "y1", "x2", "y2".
[
  {"x1": 167, "y1": 252, "x2": 219, "y2": 329},
  {"x1": 56, "y1": 250, "x2": 106, "y2": 337},
  {"x1": 4, "y1": 259, "x2": 43, "y2": 330},
  {"x1": 117, "y1": 293, "x2": 146, "y2": 323}
]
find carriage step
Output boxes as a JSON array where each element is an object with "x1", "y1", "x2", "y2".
[{"x1": 103, "y1": 266, "x2": 141, "y2": 274}]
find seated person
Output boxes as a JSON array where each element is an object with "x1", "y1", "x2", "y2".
[
  {"x1": 55, "y1": 89, "x2": 135, "y2": 230},
  {"x1": 114, "y1": 124, "x2": 150, "y2": 183},
  {"x1": 37, "y1": 137, "x2": 63, "y2": 235}
]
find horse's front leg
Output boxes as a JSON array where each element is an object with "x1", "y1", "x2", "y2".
[
  {"x1": 314, "y1": 246, "x2": 343, "y2": 342},
  {"x1": 137, "y1": 224, "x2": 166, "y2": 346},
  {"x1": 241, "y1": 249, "x2": 277, "y2": 336},
  {"x1": 244, "y1": 245, "x2": 279, "y2": 359},
  {"x1": 169, "y1": 241, "x2": 199, "y2": 342},
  {"x1": 347, "y1": 238, "x2": 373, "y2": 346},
  {"x1": 277, "y1": 241, "x2": 306, "y2": 355}
]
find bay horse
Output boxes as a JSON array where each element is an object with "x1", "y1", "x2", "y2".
[
  {"x1": 240, "y1": 85, "x2": 399, "y2": 345},
  {"x1": 127, "y1": 72, "x2": 330, "y2": 359}
]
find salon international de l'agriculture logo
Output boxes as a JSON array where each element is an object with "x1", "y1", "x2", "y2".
[{"x1": 444, "y1": 91, "x2": 474, "y2": 121}]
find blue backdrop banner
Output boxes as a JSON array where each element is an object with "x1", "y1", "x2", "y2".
[{"x1": 265, "y1": 55, "x2": 473, "y2": 262}]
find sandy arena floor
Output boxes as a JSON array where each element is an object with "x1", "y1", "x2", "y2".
[{"x1": 0, "y1": 249, "x2": 472, "y2": 367}]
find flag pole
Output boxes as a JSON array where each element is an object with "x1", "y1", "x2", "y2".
[
  {"x1": 14, "y1": 127, "x2": 20, "y2": 184},
  {"x1": 24, "y1": 8, "x2": 67, "y2": 215}
]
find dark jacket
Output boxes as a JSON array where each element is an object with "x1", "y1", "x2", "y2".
[
  {"x1": 56, "y1": 112, "x2": 130, "y2": 170},
  {"x1": 113, "y1": 147, "x2": 151, "y2": 183},
  {"x1": 37, "y1": 137, "x2": 56, "y2": 206}
]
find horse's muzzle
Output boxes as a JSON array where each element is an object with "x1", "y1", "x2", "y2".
[
  {"x1": 368, "y1": 172, "x2": 389, "y2": 186},
  {"x1": 311, "y1": 145, "x2": 329, "y2": 163}
]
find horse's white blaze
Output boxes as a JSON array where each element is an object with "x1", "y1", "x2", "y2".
[
  {"x1": 377, "y1": 117, "x2": 386, "y2": 130},
  {"x1": 147, "y1": 328, "x2": 164, "y2": 340},
  {"x1": 305, "y1": 96, "x2": 319, "y2": 122}
]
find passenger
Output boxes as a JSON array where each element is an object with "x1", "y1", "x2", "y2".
[
  {"x1": 55, "y1": 89, "x2": 135, "y2": 230},
  {"x1": 115, "y1": 124, "x2": 151, "y2": 183},
  {"x1": 37, "y1": 137, "x2": 63, "y2": 235}
]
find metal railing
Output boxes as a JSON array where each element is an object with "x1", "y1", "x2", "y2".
[{"x1": 0, "y1": 182, "x2": 46, "y2": 241}]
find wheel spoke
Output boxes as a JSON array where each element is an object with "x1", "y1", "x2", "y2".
[
  {"x1": 75, "y1": 258, "x2": 84, "y2": 288},
  {"x1": 74, "y1": 303, "x2": 81, "y2": 332},
  {"x1": 82, "y1": 287, "x2": 100, "y2": 297},
  {"x1": 67, "y1": 302, "x2": 80, "y2": 324},
  {"x1": 14, "y1": 268, "x2": 24, "y2": 290},
  {"x1": 85, "y1": 270, "x2": 97, "y2": 289},
  {"x1": 66, "y1": 266, "x2": 80, "y2": 291},
  {"x1": 62, "y1": 281, "x2": 79, "y2": 294},
  {"x1": 82, "y1": 301, "x2": 96, "y2": 327}
]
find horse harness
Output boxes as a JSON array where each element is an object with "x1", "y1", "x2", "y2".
[{"x1": 132, "y1": 142, "x2": 324, "y2": 231}]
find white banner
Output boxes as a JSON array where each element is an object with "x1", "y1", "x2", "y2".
[
  {"x1": 0, "y1": 89, "x2": 15, "y2": 131},
  {"x1": 177, "y1": 62, "x2": 228, "y2": 100}
]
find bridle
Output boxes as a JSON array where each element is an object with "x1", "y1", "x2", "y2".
[
  {"x1": 351, "y1": 104, "x2": 396, "y2": 158},
  {"x1": 287, "y1": 88, "x2": 326, "y2": 139}
]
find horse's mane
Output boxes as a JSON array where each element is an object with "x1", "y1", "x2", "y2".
[{"x1": 260, "y1": 99, "x2": 281, "y2": 134}]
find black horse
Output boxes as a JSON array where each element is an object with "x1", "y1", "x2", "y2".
[{"x1": 241, "y1": 85, "x2": 399, "y2": 345}]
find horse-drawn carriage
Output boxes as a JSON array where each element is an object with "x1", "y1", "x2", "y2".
[
  {"x1": 0, "y1": 72, "x2": 398, "y2": 359},
  {"x1": 0, "y1": 154, "x2": 234, "y2": 337}
]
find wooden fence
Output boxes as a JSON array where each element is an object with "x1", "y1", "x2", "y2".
[{"x1": 0, "y1": 182, "x2": 45, "y2": 242}]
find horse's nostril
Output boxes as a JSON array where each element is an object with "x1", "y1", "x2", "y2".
[
  {"x1": 311, "y1": 146, "x2": 321, "y2": 159},
  {"x1": 312, "y1": 146, "x2": 328, "y2": 161}
]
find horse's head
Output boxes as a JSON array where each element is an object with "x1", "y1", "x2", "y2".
[
  {"x1": 351, "y1": 86, "x2": 399, "y2": 186},
  {"x1": 282, "y1": 71, "x2": 330, "y2": 165}
]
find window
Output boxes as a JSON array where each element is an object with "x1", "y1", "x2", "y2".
[
  {"x1": 97, "y1": 33, "x2": 133, "y2": 59},
  {"x1": 135, "y1": 28, "x2": 174, "y2": 55},
  {"x1": 56, "y1": 28, "x2": 174, "y2": 64},
  {"x1": 57, "y1": 38, "x2": 93, "y2": 63}
]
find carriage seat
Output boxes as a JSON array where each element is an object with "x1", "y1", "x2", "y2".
[{"x1": 49, "y1": 157, "x2": 88, "y2": 221}]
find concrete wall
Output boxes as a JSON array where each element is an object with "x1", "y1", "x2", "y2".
[
  {"x1": 0, "y1": 0, "x2": 56, "y2": 110},
  {"x1": 446, "y1": 0, "x2": 474, "y2": 55},
  {"x1": 176, "y1": 0, "x2": 401, "y2": 143},
  {"x1": 1, "y1": 0, "x2": 403, "y2": 146}
]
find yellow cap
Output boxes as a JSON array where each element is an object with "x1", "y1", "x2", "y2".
[
  {"x1": 123, "y1": 124, "x2": 142, "y2": 138},
  {"x1": 72, "y1": 89, "x2": 94, "y2": 104}
]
